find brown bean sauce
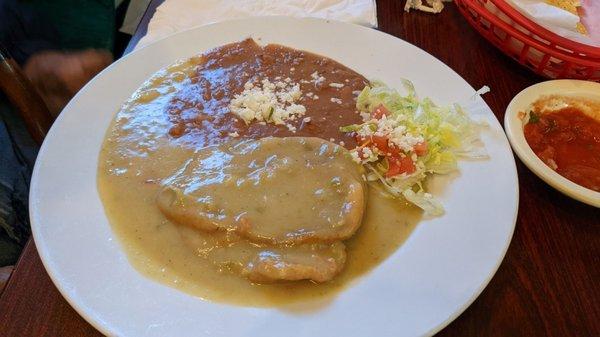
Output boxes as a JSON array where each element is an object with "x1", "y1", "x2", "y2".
[{"x1": 165, "y1": 38, "x2": 367, "y2": 149}]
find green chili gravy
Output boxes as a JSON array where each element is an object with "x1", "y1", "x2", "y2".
[{"x1": 98, "y1": 39, "x2": 421, "y2": 307}]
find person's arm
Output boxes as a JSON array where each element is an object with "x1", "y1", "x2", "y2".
[
  {"x1": 0, "y1": 0, "x2": 59, "y2": 65},
  {"x1": 0, "y1": 0, "x2": 113, "y2": 116},
  {"x1": 23, "y1": 49, "x2": 112, "y2": 115}
]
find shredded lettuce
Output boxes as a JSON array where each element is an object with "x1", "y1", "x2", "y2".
[
  {"x1": 402, "y1": 190, "x2": 444, "y2": 217},
  {"x1": 347, "y1": 81, "x2": 487, "y2": 216}
]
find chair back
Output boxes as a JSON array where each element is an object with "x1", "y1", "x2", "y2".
[{"x1": 0, "y1": 46, "x2": 53, "y2": 144}]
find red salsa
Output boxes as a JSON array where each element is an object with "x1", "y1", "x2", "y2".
[{"x1": 523, "y1": 106, "x2": 600, "y2": 192}]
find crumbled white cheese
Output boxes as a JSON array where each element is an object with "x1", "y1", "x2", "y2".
[
  {"x1": 310, "y1": 71, "x2": 325, "y2": 85},
  {"x1": 356, "y1": 115, "x2": 424, "y2": 153},
  {"x1": 390, "y1": 133, "x2": 423, "y2": 153},
  {"x1": 329, "y1": 82, "x2": 344, "y2": 88},
  {"x1": 357, "y1": 146, "x2": 378, "y2": 162},
  {"x1": 302, "y1": 117, "x2": 311, "y2": 123},
  {"x1": 306, "y1": 92, "x2": 314, "y2": 97},
  {"x1": 352, "y1": 90, "x2": 362, "y2": 96},
  {"x1": 286, "y1": 124, "x2": 297, "y2": 132},
  {"x1": 228, "y1": 131, "x2": 239, "y2": 137},
  {"x1": 229, "y1": 78, "x2": 306, "y2": 126},
  {"x1": 313, "y1": 95, "x2": 319, "y2": 100},
  {"x1": 330, "y1": 97, "x2": 342, "y2": 104},
  {"x1": 339, "y1": 141, "x2": 345, "y2": 147},
  {"x1": 290, "y1": 67, "x2": 295, "y2": 72},
  {"x1": 329, "y1": 138, "x2": 335, "y2": 142}
]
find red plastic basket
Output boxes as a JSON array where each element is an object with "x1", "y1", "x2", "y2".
[{"x1": 455, "y1": 0, "x2": 600, "y2": 81}]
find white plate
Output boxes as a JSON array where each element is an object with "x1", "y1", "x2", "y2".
[
  {"x1": 30, "y1": 17, "x2": 518, "y2": 337},
  {"x1": 504, "y1": 80, "x2": 600, "y2": 208}
]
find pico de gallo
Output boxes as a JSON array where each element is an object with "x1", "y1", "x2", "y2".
[{"x1": 340, "y1": 81, "x2": 487, "y2": 215}]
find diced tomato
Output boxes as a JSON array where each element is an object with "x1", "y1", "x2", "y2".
[
  {"x1": 386, "y1": 155, "x2": 416, "y2": 177},
  {"x1": 368, "y1": 135, "x2": 402, "y2": 156},
  {"x1": 355, "y1": 135, "x2": 403, "y2": 157},
  {"x1": 371, "y1": 104, "x2": 390, "y2": 119},
  {"x1": 356, "y1": 136, "x2": 372, "y2": 149},
  {"x1": 413, "y1": 141, "x2": 428, "y2": 156},
  {"x1": 371, "y1": 135, "x2": 390, "y2": 152}
]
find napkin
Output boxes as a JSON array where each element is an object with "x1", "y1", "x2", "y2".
[
  {"x1": 135, "y1": 0, "x2": 378, "y2": 50},
  {"x1": 505, "y1": 0, "x2": 599, "y2": 47},
  {"x1": 579, "y1": 0, "x2": 600, "y2": 45}
]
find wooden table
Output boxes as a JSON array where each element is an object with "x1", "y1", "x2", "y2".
[{"x1": 1, "y1": 1, "x2": 598, "y2": 336}]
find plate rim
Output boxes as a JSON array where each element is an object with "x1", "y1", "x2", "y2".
[{"x1": 29, "y1": 16, "x2": 519, "y2": 337}]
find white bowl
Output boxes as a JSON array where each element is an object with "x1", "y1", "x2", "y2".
[{"x1": 504, "y1": 79, "x2": 600, "y2": 208}]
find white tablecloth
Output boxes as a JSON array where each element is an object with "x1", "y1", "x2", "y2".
[{"x1": 135, "y1": 0, "x2": 377, "y2": 50}]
